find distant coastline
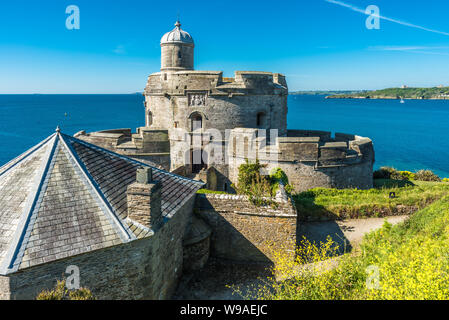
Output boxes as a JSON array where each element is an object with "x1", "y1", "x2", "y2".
[
  {"x1": 289, "y1": 90, "x2": 364, "y2": 96},
  {"x1": 326, "y1": 86, "x2": 449, "y2": 100}
]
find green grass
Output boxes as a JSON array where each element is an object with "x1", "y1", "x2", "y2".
[
  {"x1": 196, "y1": 189, "x2": 231, "y2": 195},
  {"x1": 294, "y1": 179, "x2": 449, "y2": 220}
]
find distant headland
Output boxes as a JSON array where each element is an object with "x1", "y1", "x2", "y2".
[
  {"x1": 326, "y1": 86, "x2": 449, "y2": 100},
  {"x1": 289, "y1": 90, "x2": 363, "y2": 96}
]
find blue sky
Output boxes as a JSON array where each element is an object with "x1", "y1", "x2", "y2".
[{"x1": 1, "y1": 0, "x2": 449, "y2": 93}]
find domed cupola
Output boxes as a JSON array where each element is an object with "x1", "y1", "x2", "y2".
[
  {"x1": 161, "y1": 21, "x2": 194, "y2": 45},
  {"x1": 160, "y1": 21, "x2": 195, "y2": 71}
]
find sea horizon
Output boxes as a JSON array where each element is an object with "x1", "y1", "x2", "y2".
[{"x1": 1, "y1": 93, "x2": 448, "y2": 178}]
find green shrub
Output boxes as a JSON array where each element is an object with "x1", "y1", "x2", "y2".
[
  {"x1": 247, "y1": 175, "x2": 277, "y2": 207},
  {"x1": 36, "y1": 280, "x2": 95, "y2": 300},
  {"x1": 234, "y1": 161, "x2": 295, "y2": 206},
  {"x1": 269, "y1": 168, "x2": 294, "y2": 194},
  {"x1": 373, "y1": 167, "x2": 392, "y2": 180},
  {"x1": 374, "y1": 167, "x2": 441, "y2": 182},
  {"x1": 373, "y1": 167, "x2": 409, "y2": 180},
  {"x1": 234, "y1": 159, "x2": 269, "y2": 196},
  {"x1": 414, "y1": 170, "x2": 441, "y2": 182},
  {"x1": 397, "y1": 171, "x2": 416, "y2": 181},
  {"x1": 443, "y1": 178, "x2": 449, "y2": 183},
  {"x1": 233, "y1": 159, "x2": 276, "y2": 206}
]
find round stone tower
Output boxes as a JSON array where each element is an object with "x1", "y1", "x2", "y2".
[
  {"x1": 79, "y1": 19, "x2": 374, "y2": 194},
  {"x1": 160, "y1": 21, "x2": 194, "y2": 71}
]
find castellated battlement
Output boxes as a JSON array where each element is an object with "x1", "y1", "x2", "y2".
[
  {"x1": 144, "y1": 70, "x2": 288, "y2": 97},
  {"x1": 228, "y1": 128, "x2": 373, "y2": 165},
  {"x1": 227, "y1": 128, "x2": 375, "y2": 192},
  {"x1": 74, "y1": 128, "x2": 171, "y2": 169}
]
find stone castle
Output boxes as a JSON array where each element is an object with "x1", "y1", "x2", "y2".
[
  {"x1": 76, "y1": 20, "x2": 375, "y2": 193},
  {"x1": 0, "y1": 20, "x2": 375, "y2": 300}
]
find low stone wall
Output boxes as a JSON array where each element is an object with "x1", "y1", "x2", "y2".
[
  {"x1": 280, "y1": 160, "x2": 374, "y2": 193},
  {"x1": 287, "y1": 129, "x2": 332, "y2": 141},
  {"x1": 195, "y1": 193, "x2": 297, "y2": 264},
  {"x1": 2, "y1": 195, "x2": 196, "y2": 300}
]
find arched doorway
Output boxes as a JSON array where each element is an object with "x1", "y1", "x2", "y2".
[
  {"x1": 190, "y1": 113, "x2": 203, "y2": 131},
  {"x1": 191, "y1": 149, "x2": 208, "y2": 174}
]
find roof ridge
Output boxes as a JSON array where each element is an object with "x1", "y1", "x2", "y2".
[
  {"x1": 0, "y1": 133, "x2": 56, "y2": 179},
  {"x1": 58, "y1": 133, "x2": 136, "y2": 242},
  {"x1": 0, "y1": 134, "x2": 59, "y2": 275},
  {"x1": 61, "y1": 133, "x2": 204, "y2": 186}
]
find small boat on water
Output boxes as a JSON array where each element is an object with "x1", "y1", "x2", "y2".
[{"x1": 400, "y1": 97, "x2": 405, "y2": 104}]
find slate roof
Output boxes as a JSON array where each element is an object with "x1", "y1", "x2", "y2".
[{"x1": 0, "y1": 130, "x2": 203, "y2": 275}]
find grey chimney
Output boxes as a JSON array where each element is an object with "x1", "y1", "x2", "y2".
[{"x1": 126, "y1": 167, "x2": 163, "y2": 230}]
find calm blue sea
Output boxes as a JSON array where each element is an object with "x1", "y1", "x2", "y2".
[{"x1": 0, "y1": 94, "x2": 448, "y2": 178}]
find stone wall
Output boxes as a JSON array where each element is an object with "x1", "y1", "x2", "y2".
[
  {"x1": 276, "y1": 160, "x2": 373, "y2": 192},
  {"x1": 195, "y1": 194, "x2": 297, "y2": 264},
  {"x1": 2, "y1": 195, "x2": 196, "y2": 300},
  {"x1": 161, "y1": 43, "x2": 194, "y2": 71},
  {"x1": 75, "y1": 128, "x2": 171, "y2": 171},
  {"x1": 183, "y1": 237, "x2": 210, "y2": 273}
]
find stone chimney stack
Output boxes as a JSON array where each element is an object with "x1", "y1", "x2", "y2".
[{"x1": 126, "y1": 167, "x2": 163, "y2": 230}]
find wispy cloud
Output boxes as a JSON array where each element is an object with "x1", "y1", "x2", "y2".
[
  {"x1": 369, "y1": 45, "x2": 449, "y2": 56},
  {"x1": 113, "y1": 45, "x2": 127, "y2": 55},
  {"x1": 370, "y1": 45, "x2": 449, "y2": 51},
  {"x1": 325, "y1": 0, "x2": 449, "y2": 36}
]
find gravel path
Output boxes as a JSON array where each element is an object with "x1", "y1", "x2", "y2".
[{"x1": 298, "y1": 216, "x2": 409, "y2": 252}]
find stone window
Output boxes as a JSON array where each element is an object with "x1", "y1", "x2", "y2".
[
  {"x1": 147, "y1": 111, "x2": 153, "y2": 127},
  {"x1": 257, "y1": 112, "x2": 266, "y2": 127},
  {"x1": 243, "y1": 136, "x2": 249, "y2": 158}
]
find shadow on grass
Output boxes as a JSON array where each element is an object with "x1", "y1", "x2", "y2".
[
  {"x1": 294, "y1": 179, "x2": 418, "y2": 255},
  {"x1": 297, "y1": 220, "x2": 353, "y2": 256},
  {"x1": 374, "y1": 179, "x2": 415, "y2": 189},
  {"x1": 293, "y1": 191, "x2": 339, "y2": 222},
  {"x1": 294, "y1": 192, "x2": 352, "y2": 255}
]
